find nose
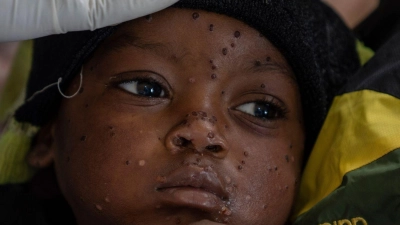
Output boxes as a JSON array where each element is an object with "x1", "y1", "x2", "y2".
[{"x1": 165, "y1": 111, "x2": 228, "y2": 158}]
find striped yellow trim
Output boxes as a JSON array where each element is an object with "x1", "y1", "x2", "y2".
[{"x1": 293, "y1": 90, "x2": 400, "y2": 217}]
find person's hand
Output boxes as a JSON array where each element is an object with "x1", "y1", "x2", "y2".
[
  {"x1": 322, "y1": 0, "x2": 379, "y2": 28},
  {"x1": 0, "y1": 0, "x2": 178, "y2": 42}
]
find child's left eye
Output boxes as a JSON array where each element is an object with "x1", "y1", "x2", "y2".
[
  {"x1": 236, "y1": 102, "x2": 283, "y2": 120},
  {"x1": 119, "y1": 80, "x2": 165, "y2": 98}
]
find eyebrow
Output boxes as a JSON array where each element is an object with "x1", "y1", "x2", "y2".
[
  {"x1": 107, "y1": 33, "x2": 163, "y2": 51},
  {"x1": 103, "y1": 32, "x2": 297, "y2": 82},
  {"x1": 102, "y1": 33, "x2": 187, "y2": 62},
  {"x1": 244, "y1": 59, "x2": 297, "y2": 82}
]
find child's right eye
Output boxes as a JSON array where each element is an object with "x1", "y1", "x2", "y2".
[{"x1": 119, "y1": 79, "x2": 166, "y2": 98}]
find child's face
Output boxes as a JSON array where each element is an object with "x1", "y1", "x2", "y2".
[{"x1": 45, "y1": 8, "x2": 304, "y2": 225}]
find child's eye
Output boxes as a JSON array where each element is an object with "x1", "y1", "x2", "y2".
[
  {"x1": 119, "y1": 80, "x2": 165, "y2": 98},
  {"x1": 236, "y1": 101, "x2": 283, "y2": 120}
]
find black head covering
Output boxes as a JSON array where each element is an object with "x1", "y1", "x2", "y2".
[
  {"x1": 15, "y1": 0, "x2": 360, "y2": 155},
  {"x1": 355, "y1": 0, "x2": 400, "y2": 50}
]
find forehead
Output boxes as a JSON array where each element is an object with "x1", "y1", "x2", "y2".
[{"x1": 96, "y1": 8, "x2": 294, "y2": 81}]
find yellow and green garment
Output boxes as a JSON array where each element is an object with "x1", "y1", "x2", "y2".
[{"x1": 292, "y1": 36, "x2": 400, "y2": 224}]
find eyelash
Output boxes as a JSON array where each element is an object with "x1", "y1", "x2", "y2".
[
  {"x1": 235, "y1": 97, "x2": 289, "y2": 121},
  {"x1": 111, "y1": 73, "x2": 170, "y2": 98},
  {"x1": 111, "y1": 74, "x2": 288, "y2": 122}
]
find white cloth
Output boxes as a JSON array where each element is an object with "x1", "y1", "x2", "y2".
[{"x1": 0, "y1": 0, "x2": 178, "y2": 42}]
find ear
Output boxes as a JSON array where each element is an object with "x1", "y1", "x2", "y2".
[{"x1": 27, "y1": 123, "x2": 55, "y2": 168}]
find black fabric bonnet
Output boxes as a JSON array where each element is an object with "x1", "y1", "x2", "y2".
[{"x1": 15, "y1": 0, "x2": 360, "y2": 156}]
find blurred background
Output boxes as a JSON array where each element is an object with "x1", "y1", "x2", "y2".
[{"x1": 0, "y1": 42, "x2": 19, "y2": 91}]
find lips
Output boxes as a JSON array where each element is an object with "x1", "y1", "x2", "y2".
[{"x1": 156, "y1": 165, "x2": 229, "y2": 211}]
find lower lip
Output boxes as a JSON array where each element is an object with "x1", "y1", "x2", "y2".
[{"x1": 157, "y1": 187, "x2": 225, "y2": 211}]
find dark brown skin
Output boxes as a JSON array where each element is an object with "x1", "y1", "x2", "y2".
[{"x1": 30, "y1": 8, "x2": 304, "y2": 225}]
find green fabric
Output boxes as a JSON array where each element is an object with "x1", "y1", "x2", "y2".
[{"x1": 294, "y1": 148, "x2": 400, "y2": 225}]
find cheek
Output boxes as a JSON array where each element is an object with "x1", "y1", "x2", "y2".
[
  {"x1": 226, "y1": 129, "x2": 303, "y2": 224},
  {"x1": 52, "y1": 95, "x2": 168, "y2": 219}
]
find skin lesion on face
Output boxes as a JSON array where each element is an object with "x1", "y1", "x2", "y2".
[{"x1": 32, "y1": 8, "x2": 305, "y2": 225}]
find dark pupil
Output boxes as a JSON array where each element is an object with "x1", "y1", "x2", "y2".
[
  {"x1": 254, "y1": 103, "x2": 278, "y2": 119},
  {"x1": 137, "y1": 81, "x2": 162, "y2": 97}
]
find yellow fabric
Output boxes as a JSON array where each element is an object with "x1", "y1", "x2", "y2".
[
  {"x1": 356, "y1": 40, "x2": 374, "y2": 66},
  {"x1": 294, "y1": 90, "x2": 400, "y2": 217}
]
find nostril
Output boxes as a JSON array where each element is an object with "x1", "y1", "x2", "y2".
[
  {"x1": 173, "y1": 137, "x2": 183, "y2": 146},
  {"x1": 205, "y1": 145, "x2": 222, "y2": 153},
  {"x1": 173, "y1": 136, "x2": 189, "y2": 147}
]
